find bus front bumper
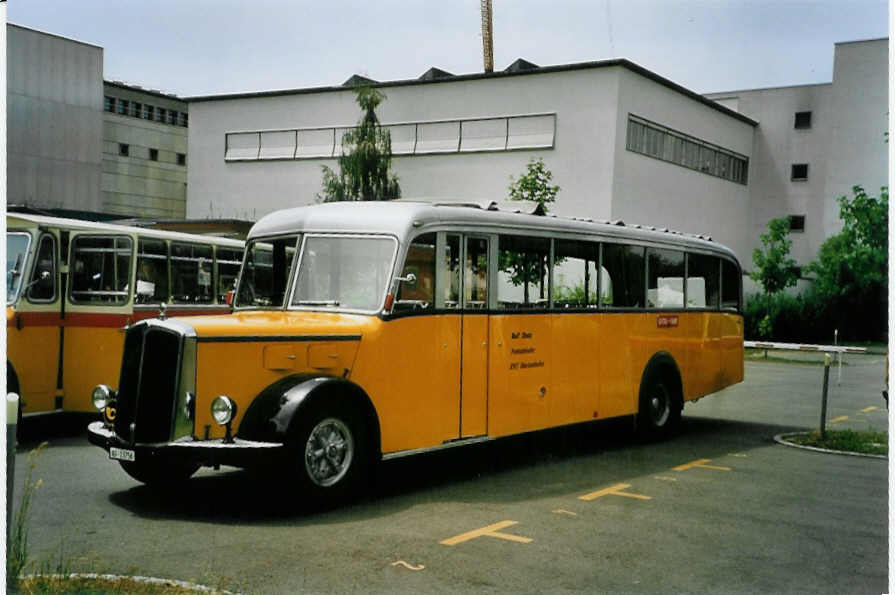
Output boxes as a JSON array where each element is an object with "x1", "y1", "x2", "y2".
[{"x1": 87, "y1": 421, "x2": 286, "y2": 469}]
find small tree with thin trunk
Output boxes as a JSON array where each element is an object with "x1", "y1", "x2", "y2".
[
  {"x1": 318, "y1": 87, "x2": 400, "y2": 202},
  {"x1": 750, "y1": 217, "x2": 798, "y2": 343}
]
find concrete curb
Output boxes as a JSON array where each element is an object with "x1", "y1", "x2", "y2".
[
  {"x1": 19, "y1": 573, "x2": 239, "y2": 594},
  {"x1": 773, "y1": 432, "x2": 888, "y2": 460}
]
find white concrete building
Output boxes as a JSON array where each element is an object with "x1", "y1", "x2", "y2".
[{"x1": 188, "y1": 60, "x2": 757, "y2": 262}]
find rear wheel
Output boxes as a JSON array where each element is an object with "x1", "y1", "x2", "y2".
[
  {"x1": 637, "y1": 369, "x2": 681, "y2": 441},
  {"x1": 119, "y1": 459, "x2": 199, "y2": 486},
  {"x1": 287, "y1": 400, "x2": 369, "y2": 503}
]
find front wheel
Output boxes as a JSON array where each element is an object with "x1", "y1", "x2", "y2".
[
  {"x1": 119, "y1": 459, "x2": 199, "y2": 487},
  {"x1": 287, "y1": 403, "x2": 369, "y2": 502},
  {"x1": 636, "y1": 371, "x2": 681, "y2": 441}
]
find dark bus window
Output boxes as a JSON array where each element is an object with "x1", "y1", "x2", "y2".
[
  {"x1": 686, "y1": 253, "x2": 720, "y2": 309},
  {"x1": 444, "y1": 234, "x2": 461, "y2": 309},
  {"x1": 553, "y1": 239, "x2": 599, "y2": 308},
  {"x1": 601, "y1": 243, "x2": 645, "y2": 308},
  {"x1": 135, "y1": 238, "x2": 169, "y2": 304},
  {"x1": 28, "y1": 234, "x2": 56, "y2": 302},
  {"x1": 395, "y1": 233, "x2": 435, "y2": 312},
  {"x1": 216, "y1": 247, "x2": 243, "y2": 303},
  {"x1": 237, "y1": 236, "x2": 299, "y2": 308},
  {"x1": 171, "y1": 242, "x2": 213, "y2": 304},
  {"x1": 721, "y1": 258, "x2": 741, "y2": 311},
  {"x1": 465, "y1": 237, "x2": 489, "y2": 310},
  {"x1": 497, "y1": 235, "x2": 549, "y2": 309},
  {"x1": 70, "y1": 236, "x2": 132, "y2": 305},
  {"x1": 647, "y1": 247, "x2": 685, "y2": 308}
]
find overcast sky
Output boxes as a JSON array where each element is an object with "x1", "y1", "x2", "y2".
[{"x1": 7, "y1": 0, "x2": 889, "y2": 98}]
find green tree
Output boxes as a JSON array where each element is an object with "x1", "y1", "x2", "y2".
[
  {"x1": 318, "y1": 87, "x2": 400, "y2": 202},
  {"x1": 806, "y1": 185, "x2": 888, "y2": 340},
  {"x1": 750, "y1": 217, "x2": 798, "y2": 339},
  {"x1": 508, "y1": 157, "x2": 560, "y2": 215}
]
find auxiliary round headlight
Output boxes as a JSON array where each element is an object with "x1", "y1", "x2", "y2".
[
  {"x1": 210, "y1": 395, "x2": 237, "y2": 426},
  {"x1": 92, "y1": 385, "x2": 113, "y2": 411}
]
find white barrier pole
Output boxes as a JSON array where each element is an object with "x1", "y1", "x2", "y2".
[{"x1": 7, "y1": 393, "x2": 18, "y2": 542}]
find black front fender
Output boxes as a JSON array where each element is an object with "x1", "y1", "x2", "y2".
[{"x1": 236, "y1": 375, "x2": 379, "y2": 452}]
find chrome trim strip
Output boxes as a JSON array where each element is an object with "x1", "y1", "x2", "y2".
[
  {"x1": 196, "y1": 334, "x2": 361, "y2": 343},
  {"x1": 381, "y1": 435, "x2": 490, "y2": 461}
]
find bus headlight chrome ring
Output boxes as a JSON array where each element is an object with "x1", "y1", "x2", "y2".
[
  {"x1": 211, "y1": 395, "x2": 237, "y2": 426},
  {"x1": 92, "y1": 385, "x2": 115, "y2": 411}
]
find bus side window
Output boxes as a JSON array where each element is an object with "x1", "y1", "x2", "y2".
[
  {"x1": 601, "y1": 243, "x2": 645, "y2": 309},
  {"x1": 136, "y1": 238, "x2": 169, "y2": 304},
  {"x1": 395, "y1": 233, "x2": 435, "y2": 312},
  {"x1": 553, "y1": 239, "x2": 599, "y2": 309},
  {"x1": 28, "y1": 234, "x2": 57, "y2": 302},
  {"x1": 171, "y1": 242, "x2": 213, "y2": 304},
  {"x1": 215, "y1": 247, "x2": 243, "y2": 303},
  {"x1": 497, "y1": 235, "x2": 549, "y2": 309},
  {"x1": 686, "y1": 253, "x2": 720, "y2": 309},
  {"x1": 443, "y1": 235, "x2": 461, "y2": 309},
  {"x1": 70, "y1": 236, "x2": 132, "y2": 305},
  {"x1": 721, "y1": 258, "x2": 741, "y2": 311},
  {"x1": 647, "y1": 247, "x2": 684, "y2": 308}
]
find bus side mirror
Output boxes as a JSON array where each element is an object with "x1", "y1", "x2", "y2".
[{"x1": 225, "y1": 289, "x2": 235, "y2": 307}]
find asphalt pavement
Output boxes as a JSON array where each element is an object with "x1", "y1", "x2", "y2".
[{"x1": 9, "y1": 353, "x2": 888, "y2": 594}]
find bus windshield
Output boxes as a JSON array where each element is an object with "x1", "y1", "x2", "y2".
[
  {"x1": 236, "y1": 236, "x2": 300, "y2": 308},
  {"x1": 292, "y1": 236, "x2": 397, "y2": 312},
  {"x1": 7, "y1": 232, "x2": 31, "y2": 305}
]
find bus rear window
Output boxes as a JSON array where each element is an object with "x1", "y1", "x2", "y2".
[
  {"x1": 70, "y1": 236, "x2": 132, "y2": 305},
  {"x1": 721, "y1": 258, "x2": 741, "y2": 311}
]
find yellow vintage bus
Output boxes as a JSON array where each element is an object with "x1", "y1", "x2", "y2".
[
  {"x1": 87, "y1": 201, "x2": 743, "y2": 494},
  {"x1": 7, "y1": 213, "x2": 244, "y2": 420}
]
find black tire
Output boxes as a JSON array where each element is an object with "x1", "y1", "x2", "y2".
[
  {"x1": 286, "y1": 398, "x2": 369, "y2": 503},
  {"x1": 636, "y1": 368, "x2": 682, "y2": 441},
  {"x1": 119, "y1": 459, "x2": 199, "y2": 486}
]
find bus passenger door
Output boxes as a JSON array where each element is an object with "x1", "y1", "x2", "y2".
[{"x1": 460, "y1": 236, "x2": 489, "y2": 437}]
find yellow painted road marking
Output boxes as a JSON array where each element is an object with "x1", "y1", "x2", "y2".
[
  {"x1": 654, "y1": 476, "x2": 678, "y2": 482},
  {"x1": 391, "y1": 561, "x2": 425, "y2": 571},
  {"x1": 440, "y1": 521, "x2": 533, "y2": 546},
  {"x1": 552, "y1": 509, "x2": 577, "y2": 516},
  {"x1": 728, "y1": 453, "x2": 748, "y2": 457},
  {"x1": 579, "y1": 483, "x2": 651, "y2": 501},
  {"x1": 861, "y1": 406, "x2": 878, "y2": 413},
  {"x1": 673, "y1": 458, "x2": 731, "y2": 472},
  {"x1": 829, "y1": 415, "x2": 849, "y2": 423}
]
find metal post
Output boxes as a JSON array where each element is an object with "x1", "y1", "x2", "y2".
[
  {"x1": 7, "y1": 393, "x2": 19, "y2": 541},
  {"x1": 820, "y1": 355, "x2": 831, "y2": 438}
]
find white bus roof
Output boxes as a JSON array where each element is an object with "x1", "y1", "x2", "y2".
[
  {"x1": 7, "y1": 213, "x2": 244, "y2": 249},
  {"x1": 249, "y1": 200, "x2": 739, "y2": 262}
]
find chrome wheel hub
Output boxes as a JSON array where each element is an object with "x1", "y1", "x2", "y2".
[
  {"x1": 304, "y1": 417, "x2": 354, "y2": 487},
  {"x1": 649, "y1": 387, "x2": 670, "y2": 426}
]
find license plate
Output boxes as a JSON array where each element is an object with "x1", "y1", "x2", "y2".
[{"x1": 109, "y1": 447, "x2": 135, "y2": 462}]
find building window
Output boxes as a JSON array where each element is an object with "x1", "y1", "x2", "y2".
[
  {"x1": 626, "y1": 115, "x2": 749, "y2": 185},
  {"x1": 788, "y1": 215, "x2": 806, "y2": 232},
  {"x1": 788, "y1": 265, "x2": 803, "y2": 278},
  {"x1": 104, "y1": 96, "x2": 115, "y2": 113},
  {"x1": 132, "y1": 102, "x2": 142, "y2": 118},
  {"x1": 794, "y1": 111, "x2": 812, "y2": 129},
  {"x1": 157, "y1": 108, "x2": 166, "y2": 123},
  {"x1": 791, "y1": 163, "x2": 809, "y2": 181},
  {"x1": 145, "y1": 105, "x2": 154, "y2": 121},
  {"x1": 149, "y1": 148, "x2": 159, "y2": 161},
  {"x1": 168, "y1": 110, "x2": 178, "y2": 125},
  {"x1": 179, "y1": 113, "x2": 189, "y2": 127},
  {"x1": 117, "y1": 99, "x2": 129, "y2": 115},
  {"x1": 119, "y1": 144, "x2": 130, "y2": 157},
  {"x1": 177, "y1": 153, "x2": 186, "y2": 166}
]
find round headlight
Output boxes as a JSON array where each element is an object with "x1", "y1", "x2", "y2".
[
  {"x1": 92, "y1": 385, "x2": 113, "y2": 411},
  {"x1": 210, "y1": 395, "x2": 236, "y2": 426}
]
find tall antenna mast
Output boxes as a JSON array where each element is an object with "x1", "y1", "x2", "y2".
[{"x1": 481, "y1": 0, "x2": 494, "y2": 73}]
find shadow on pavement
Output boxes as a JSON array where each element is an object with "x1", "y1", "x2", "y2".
[{"x1": 105, "y1": 414, "x2": 804, "y2": 525}]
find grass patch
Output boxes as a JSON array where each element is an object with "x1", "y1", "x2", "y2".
[
  {"x1": 787, "y1": 429, "x2": 887, "y2": 456},
  {"x1": 16, "y1": 574, "x2": 225, "y2": 594}
]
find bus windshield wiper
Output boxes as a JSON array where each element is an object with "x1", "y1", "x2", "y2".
[{"x1": 294, "y1": 299, "x2": 341, "y2": 307}]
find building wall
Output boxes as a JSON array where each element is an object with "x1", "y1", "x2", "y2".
[
  {"x1": 823, "y1": 39, "x2": 889, "y2": 236},
  {"x1": 613, "y1": 68, "x2": 755, "y2": 261},
  {"x1": 188, "y1": 68, "x2": 624, "y2": 222},
  {"x1": 102, "y1": 83, "x2": 188, "y2": 218},
  {"x1": 7, "y1": 25, "x2": 103, "y2": 212}
]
